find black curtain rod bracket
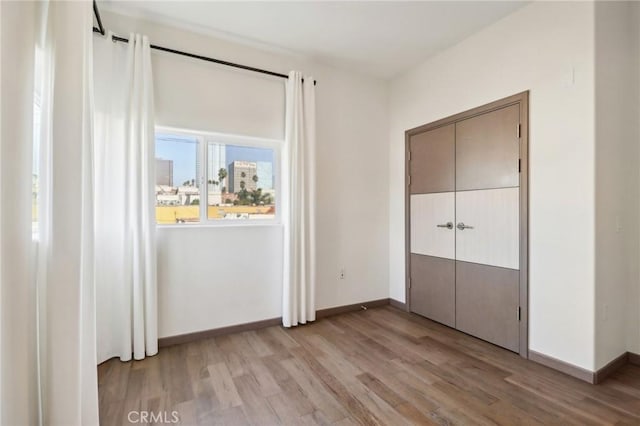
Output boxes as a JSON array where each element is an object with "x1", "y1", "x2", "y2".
[{"x1": 93, "y1": 0, "x2": 105, "y2": 36}]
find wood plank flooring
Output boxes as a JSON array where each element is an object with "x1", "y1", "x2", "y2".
[{"x1": 98, "y1": 306, "x2": 640, "y2": 425}]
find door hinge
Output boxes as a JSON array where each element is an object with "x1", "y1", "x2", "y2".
[
  {"x1": 518, "y1": 159, "x2": 521, "y2": 173},
  {"x1": 408, "y1": 175, "x2": 411, "y2": 186},
  {"x1": 408, "y1": 151, "x2": 411, "y2": 161},
  {"x1": 517, "y1": 306, "x2": 521, "y2": 321},
  {"x1": 517, "y1": 124, "x2": 521, "y2": 139},
  {"x1": 408, "y1": 278, "x2": 411, "y2": 289}
]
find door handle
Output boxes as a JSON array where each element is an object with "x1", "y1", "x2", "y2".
[
  {"x1": 457, "y1": 222, "x2": 474, "y2": 230},
  {"x1": 436, "y1": 222, "x2": 454, "y2": 230}
]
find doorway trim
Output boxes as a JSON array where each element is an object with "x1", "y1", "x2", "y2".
[{"x1": 404, "y1": 91, "x2": 529, "y2": 358}]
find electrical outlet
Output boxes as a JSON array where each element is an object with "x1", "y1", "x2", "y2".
[{"x1": 339, "y1": 268, "x2": 345, "y2": 280}]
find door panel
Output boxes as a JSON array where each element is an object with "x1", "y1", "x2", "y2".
[
  {"x1": 411, "y1": 255, "x2": 455, "y2": 327},
  {"x1": 455, "y1": 188, "x2": 519, "y2": 269},
  {"x1": 456, "y1": 104, "x2": 520, "y2": 191},
  {"x1": 456, "y1": 261, "x2": 519, "y2": 352},
  {"x1": 409, "y1": 124, "x2": 455, "y2": 194},
  {"x1": 410, "y1": 192, "x2": 455, "y2": 259}
]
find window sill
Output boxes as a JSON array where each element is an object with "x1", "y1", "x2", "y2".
[{"x1": 157, "y1": 221, "x2": 282, "y2": 229}]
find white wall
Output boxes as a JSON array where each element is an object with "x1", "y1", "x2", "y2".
[
  {"x1": 388, "y1": 2, "x2": 597, "y2": 370},
  {"x1": 101, "y1": 10, "x2": 390, "y2": 338},
  {"x1": 628, "y1": 2, "x2": 640, "y2": 357},
  {"x1": 594, "y1": 1, "x2": 640, "y2": 369},
  {"x1": 156, "y1": 226, "x2": 283, "y2": 337}
]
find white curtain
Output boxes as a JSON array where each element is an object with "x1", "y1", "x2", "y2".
[
  {"x1": 94, "y1": 33, "x2": 158, "y2": 363},
  {"x1": 282, "y1": 71, "x2": 316, "y2": 327},
  {"x1": 1, "y1": 0, "x2": 99, "y2": 425},
  {"x1": 1, "y1": 2, "x2": 39, "y2": 424}
]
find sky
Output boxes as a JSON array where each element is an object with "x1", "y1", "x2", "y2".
[
  {"x1": 156, "y1": 134, "x2": 198, "y2": 185},
  {"x1": 226, "y1": 145, "x2": 273, "y2": 165},
  {"x1": 156, "y1": 134, "x2": 274, "y2": 186}
]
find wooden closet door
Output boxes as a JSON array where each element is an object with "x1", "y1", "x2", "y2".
[
  {"x1": 409, "y1": 124, "x2": 455, "y2": 194},
  {"x1": 456, "y1": 104, "x2": 520, "y2": 191},
  {"x1": 410, "y1": 192, "x2": 455, "y2": 259},
  {"x1": 455, "y1": 187, "x2": 519, "y2": 270},
  {"x1": 408, "y1": 124, "x2": 455, "y2": 326},
  {"x1": 454, "y1": 104, "x2": 521, "y2": 352},
  {"x1": 455, "y1": 261, "x2": 520, "y2": 352},
  {"x1": 410, "y1": 255, "x2": 455, "y2": 327}
]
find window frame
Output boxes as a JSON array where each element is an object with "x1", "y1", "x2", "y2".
[{"x1": 155, "y1": 126, "x2": 282, "y2": 228}]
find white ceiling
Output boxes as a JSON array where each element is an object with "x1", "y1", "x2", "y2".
[{"x1": 101, "y1": 1, "x2": 528, "y2": 79}]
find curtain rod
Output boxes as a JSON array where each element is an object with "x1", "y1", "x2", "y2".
[{"x1": 92, "y1": 2, "x2": 316, "y2": 85}]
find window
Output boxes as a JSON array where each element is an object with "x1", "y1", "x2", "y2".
[
  {"x1": 155, "y1": 129, "x2": 279, "y2": 225},
  {"x1": 155, "y1": 134, "x2": 200, "y2": 224}
]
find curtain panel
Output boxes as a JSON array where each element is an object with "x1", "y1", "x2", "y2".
[
  {"x1": 94, "y1": 32, "x2": 158, "y2": 363},
  {"x1": 282, "y1": 71, "x2": 316, "y2": 327},
  {"x1": 1, "y1": 1, "x2": 99, "y2": 424}
]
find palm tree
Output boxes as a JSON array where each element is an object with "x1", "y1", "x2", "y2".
[
  {"x1": 238, "y1": 188, "x2": 249, "y2": 202},
  {"x1": 239, "y1": 180, "x2": 246, "y2": 190},
  {"x1": 240, "y1": 171, "x2": 246, "y2": 178},
  {"x1": 250, "y1": 188, "x2": 262, "y2": 204},
  {"x1": 218, "y1": 168, "x2": 227, "y2": 191},
  {"x1": 252, "y1": 175, "x2": 258, "y2": 184}
]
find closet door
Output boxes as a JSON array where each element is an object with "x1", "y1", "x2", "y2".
[
  {"x1": 455, "y1": 187, "x2": 519, "y2": 269},
  {"x1": 456, "y1": 104, "x2": 520, "y2": 191},
  {"x1": 454, "y1": 105, "x2": 520, "y2": 352},
  {"x1": 410, "y1": 255, "x2": 455, "y2": 327},
  {"x1": 455, "y1": 262, "x2": 519, "y2": 352},
  {"x1": 409, "y1": 124, "x2": 455, "y2": 327},
  {"x1": 409, "y1": 124, "x2": 455, "y2": 194},
  {"x1": 455, "y1": 188, "x2": 519, "y2": 351}
]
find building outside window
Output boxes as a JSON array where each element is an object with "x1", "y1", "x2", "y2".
[{"x1": 155, "y1": 129, "x2": 279, "y2": 225}]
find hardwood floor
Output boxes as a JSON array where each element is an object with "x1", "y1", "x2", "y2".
[{"x1": 98, "y1": 306, "x2": 640, "y2": 425}]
